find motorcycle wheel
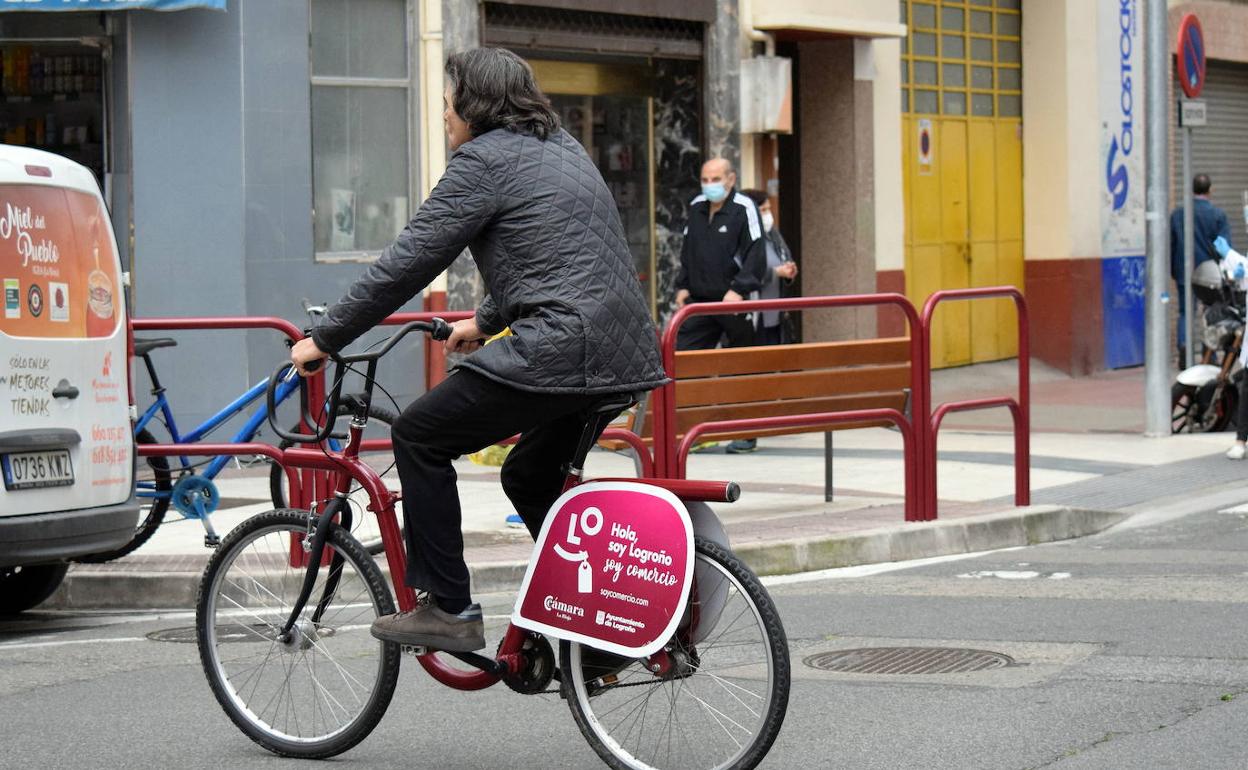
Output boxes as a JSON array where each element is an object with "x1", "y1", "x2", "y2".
[{"x1": 1172, "y1": 383, "x2": 1197, "y2": 433}]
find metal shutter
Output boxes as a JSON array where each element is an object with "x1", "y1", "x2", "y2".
[{"x1": 1172, "y1": 60, "x2": 1248, "y2": 238}]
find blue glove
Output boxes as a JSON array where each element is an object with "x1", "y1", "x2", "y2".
[
  {"x1": 1235, "y1": 263, "x2": 1245, "y2": 281},
  {"x1": 1214, "y1": 235, "x2": 1231, "y2": 258}
]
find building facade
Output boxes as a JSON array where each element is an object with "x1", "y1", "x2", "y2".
[{"x1": 7, "y1": 0, "x2": 1244, "y2": 424}]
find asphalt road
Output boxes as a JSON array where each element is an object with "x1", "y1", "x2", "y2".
[{"x1": 3, "y1": 488, "x2": 1247, "y2": 769}]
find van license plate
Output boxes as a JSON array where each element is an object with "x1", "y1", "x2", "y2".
[{"x1": 1, "y1": 450, "x2": 75, "y2": 491}]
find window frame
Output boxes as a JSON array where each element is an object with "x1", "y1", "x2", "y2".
[{"x1": 309, "y1": 0, "x2": 419, "y2": 263}]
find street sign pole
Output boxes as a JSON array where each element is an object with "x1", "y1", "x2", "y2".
[
  {"x1": 1183, "y1": 123, "x2": 1194, "y2": 370},
  {"x1": 1144, "y1": 0, "x2": 1171, "y2": 437}
]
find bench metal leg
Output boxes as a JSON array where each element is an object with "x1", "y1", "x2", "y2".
[{"x1": 824, "y1": 432, "x2": 834, "y2": 503}]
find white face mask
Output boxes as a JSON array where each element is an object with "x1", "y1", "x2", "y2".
[{"x1": 761, "y1": 211, "x2": 775, "y2": 232}]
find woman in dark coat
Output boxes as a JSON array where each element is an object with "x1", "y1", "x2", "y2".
[{"x1": 290, "y1": 47, "x2": 666, "y2": 652}]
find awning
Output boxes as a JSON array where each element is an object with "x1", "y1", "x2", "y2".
[{"x1": 0, "y1": 0, "x2": 225, "y2": 11}]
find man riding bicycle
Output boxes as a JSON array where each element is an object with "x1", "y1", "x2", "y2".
[{"x1": 290, "y1": 47, "x2": 666, "y2": 653}]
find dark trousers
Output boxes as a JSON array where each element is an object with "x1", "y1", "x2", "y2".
[
  {"x1": 675, "y1": 309, "x2": 755, "y2": 350},
  {"x1": 390, "y1": 368, "x2": 603, "y2": 604},
  {"x1": 1238, "y1": 374, "x2": 1248, "y2": 442}
]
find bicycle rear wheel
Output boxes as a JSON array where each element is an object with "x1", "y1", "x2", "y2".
[
  {"x1": 75, "y1": 429, "x2": 172, "y2": 563},
  {"x1": 561, "y1": 537, "x2": 790, "y2": 770},
  {"x1": 196, "y1": 509, "x2": 400, "y2": 758}
]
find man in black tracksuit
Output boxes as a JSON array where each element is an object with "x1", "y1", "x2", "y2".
[{"x1": 674, "y1": 158, "x2": 768, "y2": 350}]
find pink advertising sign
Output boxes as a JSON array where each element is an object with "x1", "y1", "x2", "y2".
[{"x1": 512, "y1": 481, "x2": 694, "y2": 658}]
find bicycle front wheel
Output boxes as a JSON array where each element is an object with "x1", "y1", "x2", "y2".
[
  {"x1": 561, "y1": 537, "x2": 791, "y2": 770},
  {"x1": 196, "y1": 509, "x2": 400, "y2": 758}
]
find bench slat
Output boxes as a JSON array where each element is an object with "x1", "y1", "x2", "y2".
[
  {"x1": 674, "y1": 364, "x2": 912, "y2": 407},
  {"x1": 674, "y1": 392, "x2": 908, "y2": 435},
  {"x1": 674, "y1": 338, "x2": 910, "y2": 378}
]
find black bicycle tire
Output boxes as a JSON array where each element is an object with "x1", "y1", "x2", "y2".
[
  {"x1": 268, "y1": 405, "x2": 399, "y2": 555},
  {"x1": 195, "y1": 508, "x2": 401, "y2": 759},
  {"x1": 74, "y1": 429, "x2": 173, "y2": 563},
  {"x1": 560, "y1": 537, "x2": 791, "y2": 770}
]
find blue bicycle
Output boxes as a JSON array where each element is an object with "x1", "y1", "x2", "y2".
[{"x1": 78, "y1": 313, "x2": 397, "y2": 562}]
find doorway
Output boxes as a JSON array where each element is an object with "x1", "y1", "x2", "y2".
[
  {"x1": 900, "y1": 0, "x2": 1023, "y2": 367},
  {"x1": 529, "y1": 59, "x2": 658, "y2": 317}
]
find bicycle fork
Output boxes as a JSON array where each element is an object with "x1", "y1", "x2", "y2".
[{"x1": 277, "y1": 495, "x2": 352, "y2": 642}]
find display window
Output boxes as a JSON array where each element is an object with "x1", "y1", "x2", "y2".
[{"x1": 0, "y1": 43, "x2": 106, "y2": 184}]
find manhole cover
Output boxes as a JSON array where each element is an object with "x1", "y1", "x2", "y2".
[
  {"x1": 147, "y1": 625, "x2": 274, "y2": 644},
  {"x1": 804, "y1": 647, "x2": 1015, "y2": 675}
]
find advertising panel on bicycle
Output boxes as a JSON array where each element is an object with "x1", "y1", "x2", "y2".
[{"x1": 512, "y1": 481, "x2": 694, "y2": 658}]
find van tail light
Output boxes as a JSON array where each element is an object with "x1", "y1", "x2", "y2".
[{"x1": 25, "y1": 165, "x2": 52, "y2": 178}]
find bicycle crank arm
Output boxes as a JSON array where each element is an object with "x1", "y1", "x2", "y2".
[
  {"x1": 278, "y1": 498, "x2": 346, "y2": 640},
  {"x1": 444, "y1": 650, "x2": 513, "y2": 679}
]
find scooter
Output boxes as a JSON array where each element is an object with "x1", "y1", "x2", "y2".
[
  {"x1": 1172, "y1": 256, "x2": 1245, "y2": 433},
  {"x1": 1173, "y1": 238, "x2": 1243, "y2": 431}
]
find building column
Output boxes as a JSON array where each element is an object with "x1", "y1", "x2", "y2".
[
  {"x1": 1021, "y1": 0, "x2": 1105, "y2": 375},
  {"x1": 441, "y1": 0, "x2": 483, "y2": 315},
  {"x1": 798, "y1": 39, "x2": 877, "y2": 342},
  {"x1": 706, "y1": 0, "x2": 741, "y2": 167}
]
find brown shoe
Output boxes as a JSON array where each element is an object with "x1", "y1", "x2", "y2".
[{"x1": 370, "y1": 599, "x2": 486, "y2": 652}]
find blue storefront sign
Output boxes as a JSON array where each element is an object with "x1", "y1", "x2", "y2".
[
  {"x1": 0, "y1": 0, "x2": 224, "y2": 11},
  {"x1": 1099, "y1": 0, "x2": 1146, "y2": 369}
]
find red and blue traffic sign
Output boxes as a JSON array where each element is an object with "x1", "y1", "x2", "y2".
[{"x1": 1177, "y1": 13, "x2": 1206, "y2": 99}]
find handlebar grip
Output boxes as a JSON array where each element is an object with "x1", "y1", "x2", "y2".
[
  {"x1": 303, "y1": 358, "x2": 323, "y2": 374},
  {"x1": 430, "y1": 317, "x2": 452, "y2": 341}
]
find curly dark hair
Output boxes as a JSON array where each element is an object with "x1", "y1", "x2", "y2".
[{"x1": 445, "y1": 47, "x2": 560, "y2": 140}]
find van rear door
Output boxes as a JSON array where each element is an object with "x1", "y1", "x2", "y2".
[{"x1": 0, "y1": 162, "x2": 132, "y2": 520}]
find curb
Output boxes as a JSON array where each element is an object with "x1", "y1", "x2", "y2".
[{"x1": 46, "y1": 505, "x2": 1127, "y2": 610}]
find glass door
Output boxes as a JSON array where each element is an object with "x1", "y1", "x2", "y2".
[{"x1": 531, "y1": 60, "x2": 658, "y2": 316}]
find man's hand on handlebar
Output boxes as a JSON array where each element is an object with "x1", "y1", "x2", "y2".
[
  {"x1": 291, "y1": 336, "x2": 329, "y2": 376},
  {"x1": 445, "y1": 318, "x2": 487, "y2": 354}
]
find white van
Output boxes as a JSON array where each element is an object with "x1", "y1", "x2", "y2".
[{"x1": 0, "y1": 144, "x2": 138, "y2": 612}]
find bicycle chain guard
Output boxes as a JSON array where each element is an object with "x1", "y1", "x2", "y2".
[{"x1": 170, "y1": 475, "x2": 221, "y2": 519}]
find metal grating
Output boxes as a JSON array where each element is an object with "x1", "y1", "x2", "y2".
[
  {"x1": 483, "y1": 2, "x2": 704, "y2": 59},
  {"x1": 804, "y1": 647, "x2": 1015, "y2": 675}
]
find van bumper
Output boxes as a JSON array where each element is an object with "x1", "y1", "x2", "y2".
[{"x1": 0, "y1": 498, "x2": 141, "y2": 567}]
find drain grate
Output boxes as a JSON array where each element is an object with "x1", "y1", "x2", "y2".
[
  {"x1": 804, "y1": 647, "x2": 1015, "y2": 675},
  {"x1": 147, "y1": 624, "x2": 274, "y2": 644}
]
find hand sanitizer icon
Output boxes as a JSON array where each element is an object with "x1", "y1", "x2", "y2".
[{"x1": 578, "y1": 559, "x2": 593, "y2": 593}]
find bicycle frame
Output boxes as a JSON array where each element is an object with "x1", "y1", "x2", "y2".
[
  {"x1": 275, "y1": 420, "x2": 737, "y2": 692},
  {"x1": 133, "y1": 373, "x2": 303, "y2": 498}
]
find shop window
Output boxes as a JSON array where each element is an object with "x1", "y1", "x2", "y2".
[{"x1": 310, "y1": 0, "x2": 414, "y2": 261}]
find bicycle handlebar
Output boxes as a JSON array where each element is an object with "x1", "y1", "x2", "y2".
[{"x1": 266, "y1": 318, "x2": 453, "y2": 444}]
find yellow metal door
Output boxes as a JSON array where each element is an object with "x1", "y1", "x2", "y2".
[{"x1": 901, "y1": 0, "x2": 1023, "y2": 368}]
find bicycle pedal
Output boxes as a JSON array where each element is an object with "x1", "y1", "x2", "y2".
[
  {"x1": 204, "y1": 534, "x2": 221, "y2": 549},
  {"x1": 401, "y1": 644, "x2": 428, "y2": 656}
]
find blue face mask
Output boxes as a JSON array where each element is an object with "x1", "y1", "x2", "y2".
[{"x1": 702, "y1": 182, "x2": 728, "y2": 203}]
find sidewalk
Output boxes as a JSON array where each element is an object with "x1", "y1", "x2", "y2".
[{"x1": 48, "y1": 360, "x2": 1248, "y2": 609}]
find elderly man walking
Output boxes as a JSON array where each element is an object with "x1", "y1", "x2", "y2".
[
  {"x1": 673, "y1": 158, "x2": 767, "y2": 350},
  {"x1": 1170, "y1": 173, "x2": 1233, "y2": 363}
]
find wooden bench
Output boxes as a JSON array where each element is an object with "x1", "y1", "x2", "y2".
[{"x1": 602, "y1": 337, "x2": 913, "y2": 499}]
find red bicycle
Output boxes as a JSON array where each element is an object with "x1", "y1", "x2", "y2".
[{"x1": 193, "y1": 319, "x2": 790, "y2": 769}]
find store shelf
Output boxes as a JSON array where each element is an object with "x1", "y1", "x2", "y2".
[{"x1": 3, "y1": 92, "x2": 100, "y2": 105}]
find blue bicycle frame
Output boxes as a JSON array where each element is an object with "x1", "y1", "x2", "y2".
[{"x1": 133, "y1": 371, "x2": 308, "y2": 503}]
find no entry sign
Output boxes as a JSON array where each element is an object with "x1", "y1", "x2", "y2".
[{"x1": 1177, "y1": 13, "x2": 1206, "y2": 99}]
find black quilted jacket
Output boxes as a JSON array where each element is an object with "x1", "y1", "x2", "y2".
[{"x1": 311, "y1": 127, "x2": 667, "y2": 395}]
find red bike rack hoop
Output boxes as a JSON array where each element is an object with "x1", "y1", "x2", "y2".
[
  {"x1": 919, "y1": 287, "x2": 1030, "y2": 517},
  {"x1": 659, "y1": 294, "x2": 927, "y2": 520}
]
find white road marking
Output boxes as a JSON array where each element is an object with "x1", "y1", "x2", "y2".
[
  {"x1": 760, "y1": 546, "x2": 1025, "y2": 586},
  {"x1": 1217, "y1": 502, "x2": 1248, "y2": 515},
  {"x1": 957, "y1": 570, "x2": 1072, "y2": 580},
  {"x1": 0, "y1": 636, "x2": 146, "y2": 651}
]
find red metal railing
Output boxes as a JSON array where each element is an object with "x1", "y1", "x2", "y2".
[
  {"x1": 659, "y1": 294, "x2": 927, "y2": 521},
  {"x1": 920, "y1": 287, "x2": 1030, "y2": 515}
]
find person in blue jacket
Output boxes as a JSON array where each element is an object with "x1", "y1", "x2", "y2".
[{"x1": 1170, "y1": 173, "x2": 1233, "y2": 363}]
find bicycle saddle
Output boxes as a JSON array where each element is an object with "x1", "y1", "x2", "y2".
[{"x1": 133, "y1": 337, "x2": 179, "y2": 357}]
